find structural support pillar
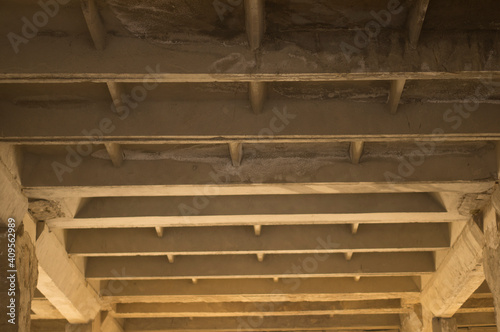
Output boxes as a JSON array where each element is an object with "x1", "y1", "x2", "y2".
[{"x1": 483, "y1": 195, "x2": 500, "y2": 331}]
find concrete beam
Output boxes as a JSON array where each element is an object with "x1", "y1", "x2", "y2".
[
  {"x1": 36, "y1": 227, "x2": 100, "y2": 323},
  {"x1": 80, "y1": 0, "x2": 106, "y2": 50},
  {"x1": 114, "y1": 299, "x2": 405, "y2": 318},
  {"x1": 106, "y1": 82, "x2": 125, "y2": 109},
  {"x1": 101, "y1": 315, "x2": 123, "y2": 332},
  {"x1": 47, "y1": 193, "x2": 454, "y2": 229},
  {"x1": 4, "y1": 101, "x2": 500, "y2": 144},
  {"x1": 0, "y1": 144, "x2": 34, "y2": 332},
  {"x1": 101, "y1": 277, "x2": 420, "y2": 303},
  {"x1": 0, "y1": 144, "x2": 27, "y2": 226}
]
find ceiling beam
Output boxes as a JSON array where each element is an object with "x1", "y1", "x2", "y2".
[
  {"x1": 85, "y1": 252, "x2": 435, "y2": 280},
  {"x1": 4, "y1": 101, "x2": 500, "y2": 144},
  {"x1": 400, "y1": 303, "x2": 432, "y2": 332},
  {"x1": 35, "y1": 226, "x2": 101, "y2": 323},
  {"x1": 349, "y1": 141, "x2": 364, "y2": 164},
  {"x1": 114, "y1": 299, "x2": 406, "y2": 318},
  {"x1": 100, "y1": 277, "x2": 420, "y2": 303},
  {"x1": 122, "y1": 314, "x2": 401, "y2": 331},
  {"x1": 80, "y1": 0, "x2": 106, "y2": 50},
  {"x1": 66, "y1": 223, "x2": 450, "y2": 256},
  {"x1": 104, "y1": 82, "x2": 127, "y2": 167}
]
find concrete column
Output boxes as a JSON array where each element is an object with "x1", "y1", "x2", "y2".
[{"x1": 432, "y1": 318, "x2": 458, "y2": 332}]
